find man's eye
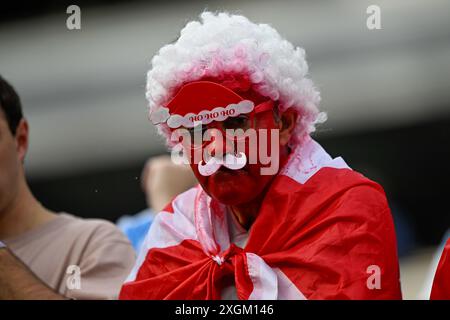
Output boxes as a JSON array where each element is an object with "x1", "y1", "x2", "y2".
[
  {"x1": 223, "y1": 115, "x2": 250, "y2": 129},
  {"x1": 187, "y1": 126, "x2": 207, "y2": 144},
  {"x1": 188, "y1": 126, "x2": 205, "y2": 135}
]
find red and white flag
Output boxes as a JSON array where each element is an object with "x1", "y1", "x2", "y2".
[
  {"x1": 119, "y1": 138, "x2": 402, "y2": 299},
  {"x1": 431, "y1": 238, "x2": 450, "y2": 299}
]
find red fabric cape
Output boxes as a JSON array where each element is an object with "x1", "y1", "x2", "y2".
[
  {"x1": 431, "y1": 238, "x2": 450, "y2": 299},
  {"x1": 120, "y1": 139, "x2": 402, "y2": 300}
]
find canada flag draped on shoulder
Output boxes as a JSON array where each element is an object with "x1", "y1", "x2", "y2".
[
  {"x1": 431, "y1": 238, "x2": 450, "y2": 299},
  {"x1": 119, "y1": 12, "x2": 402, "y2": 300},
  {"x1": 120, "y1": 137, "x2": 401, "y2": 299}
]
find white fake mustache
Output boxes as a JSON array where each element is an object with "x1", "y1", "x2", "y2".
[{"x1": 198, "y1": 152, "x2": 247, "y2": 176}]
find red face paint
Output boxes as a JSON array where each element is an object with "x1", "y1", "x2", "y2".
[
  {"x1": 188, "y1": 110, "x2": 285, "y2": 206},
  {"x1": 164, "y1": 80, "x2": 290, "y2": 206}
]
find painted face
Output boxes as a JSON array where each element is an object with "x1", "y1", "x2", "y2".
[
  {"x1": 159, "y1": 80, "x2": 290, "y2": 206},
  {"x1": 186, "y1": 107, "x2": 284, "y2": 205}
]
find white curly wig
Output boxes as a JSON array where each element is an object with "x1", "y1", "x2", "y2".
[{"x1": 146, "y1": 11, "x2": 326, "y2": 148}]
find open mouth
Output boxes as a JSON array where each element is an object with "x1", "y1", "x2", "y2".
[
  {"x1": 217, "y1": 164, "x2": 248, "y2": 174},
  {"x1": 218, "y1": 166, "x2": 235, "y2": 173}
]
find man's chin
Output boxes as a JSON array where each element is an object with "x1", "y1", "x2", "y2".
[
  {"x1": 206, "y1": 171, "x2": 256, "y2": 205},
  {"x1": 210, "y1": 192, "x2": 248, "y2": 206}
]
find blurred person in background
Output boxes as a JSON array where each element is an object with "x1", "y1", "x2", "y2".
[
  {"x1": 117, "y1": 155, "x2": 197, "y2": 252},
  {"x1": 120, "y1": 12, "x2": 402, "y2": 300},
  {"x1": 0, "y1": 75, "x2": 135, "y2": 300}
]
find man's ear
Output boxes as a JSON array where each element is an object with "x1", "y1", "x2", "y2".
[
  {"x1": 279, "y1": 108, "x2": 297, "y2": 146},
  {"x1": 15, "y1": 119, "x2": 29, "y2": 163}
]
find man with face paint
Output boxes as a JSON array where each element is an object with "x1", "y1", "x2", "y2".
[
  {"x1": 120, "y1": 12, "x2": 402, "y2": 300},
  {"x1": 160, "y1": 80, "x2": 290, "y2": 230}
]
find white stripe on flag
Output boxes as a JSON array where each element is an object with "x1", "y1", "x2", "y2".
[
  {"x1": 124, "y1": 188, "x2": 198, "y2": 283},
  {"x1": 246, "y1": 253, "x2": 278, "y2": 299},
  {"x1": 273, "y1": 268, "x2": 307, "y2": 300},
  {"x1": 246, "y1": 253, "x2": 307, "y2": 300},
  {"x1": 280, "y1": 138, "x2": 350, "y2": 184}
]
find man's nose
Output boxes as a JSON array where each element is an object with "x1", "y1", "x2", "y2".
[{"x1": 205, "y1": 129, "x2": 234, "y2": 158}]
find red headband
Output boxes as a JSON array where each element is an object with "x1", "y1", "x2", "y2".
[{"x1": 150, "y1": 81, "x2": 256, "y2": 128}]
